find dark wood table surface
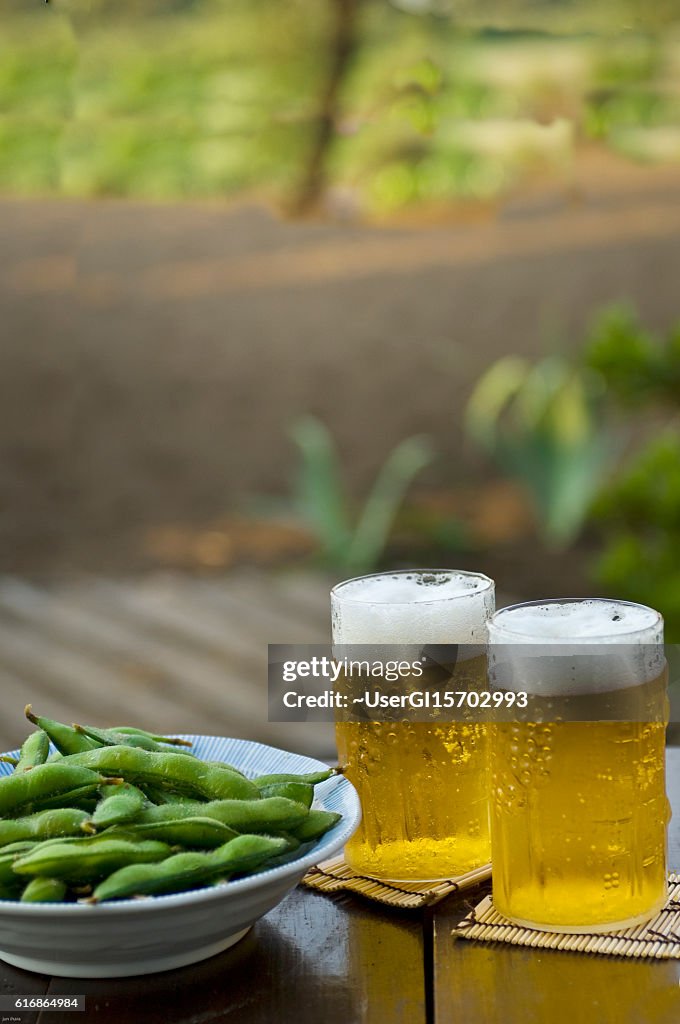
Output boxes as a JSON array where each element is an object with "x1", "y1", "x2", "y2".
[{"x1": 2, "y1": 748, "x2": 678, "y2": 1024}]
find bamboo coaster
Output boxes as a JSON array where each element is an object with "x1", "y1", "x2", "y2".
[
  {"x1": 301, "y1": 855, "x2": 492, "y2": 909},
  {"x1": 452, "y1": 873, "x2": 680, "y2": 959}
]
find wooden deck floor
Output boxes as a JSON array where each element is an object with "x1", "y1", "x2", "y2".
[{"x1": 0, "y1": 571, "x2": 335, "y2": 759}]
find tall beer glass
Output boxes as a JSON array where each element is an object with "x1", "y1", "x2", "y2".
[
  {"x1": 332, "y1": 569, "x2": 494, "y2": 881},
  {"x1": 489, "y1": 598, "x2": 669, "y2": 932}
]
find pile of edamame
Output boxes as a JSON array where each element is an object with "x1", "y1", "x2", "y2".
[{"x1": 0, "y1": 706, "x2": 341, "y2": 904}]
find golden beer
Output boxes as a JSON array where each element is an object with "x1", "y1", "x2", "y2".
[
  {"x1": 489, "y1": 599, "x2": 669, "y2": 932},
  {"x1": 332, "y1": 570, "x2": 494, "y2": 881},
  {"x1": 336, "y1": 718, "x2": 489, "y2": 880}
]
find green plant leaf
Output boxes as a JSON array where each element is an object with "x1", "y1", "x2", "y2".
[
  {"x1": 346, "y1": 435, "x2": 435, "y2": 571},
  {"x1": 289, "y1": 416, "x2": 351, "y2": 561},
  {"x1": 465, "y1": 353, "x2": 609, "y2": 548},
  {"x1": 464, "y1": 356, "x2": 531, "y2": 450}
]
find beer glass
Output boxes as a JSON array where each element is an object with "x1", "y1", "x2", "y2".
[
  {"x1": 331, "y1": 569, "x2": 495, "y2": 881},
  {"x1": 489, "y1": 598, "x2": 669, "y2": 932}
]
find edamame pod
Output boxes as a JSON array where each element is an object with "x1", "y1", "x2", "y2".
[
  {"x1": 89, "y1": 783, "x2": 147, "y2": 829},
  {"x1": 291, "y1": 809, "x2": 341, "y2": 843},
  {"x1": 33, "y1": 783, "x2": 106, "y2": 813},
  {"x1": 0, "y1": 843, "x2": 38, "y2": 886},
  {"x1": 60, "y1": 747, "x2": 259, "y2": 801},
  {"x1": 25, "y1": 706, "x2": 99, "y2": 756},
  {"x1": 74, "y1": 724, "x2": 195, "y2": 757},
  {"x1": 0, "y1": 763, "x2": 116, "y2": 817},
  {"x1": 13, "y1": 835, "x2": 173, "y2": 882},
  {"x1": 0, "y1": 808, "x2": 94, "y2": 848},
  {"x1": 90, "y1": 833, "x2": 288, "y2": 902},
  {"x1": 252, "y1": 769, "x2": 334, "y2": 787},
  {"x1": 136, "y1": 796, "x2": 309, "y2": 832},
  {"x1": 20, "y1": 877, "x2": 68, "y2": 903},
  {"x1": 258, "y1": 782, "x2": 314, "y2": 808},
  {"x1": 109, "y1": 816, "x2": 239, "y2": 849},
  {"x1": 110, "y1": 727, "x2": 193, "y2": 748},
  {"x1": 15, "y1": 730, "x2": 50, "y2": 771},
  {"x1": 140, "y1": 785, "x2": 196, "y2": 806}
]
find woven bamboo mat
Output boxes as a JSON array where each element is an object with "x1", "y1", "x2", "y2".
[
  {"x1": 301, "y1": 854, "x2": 492, "y2": 909},
  {"x1": 452, "y1": 873, "x2": 680, "y2": 959}
]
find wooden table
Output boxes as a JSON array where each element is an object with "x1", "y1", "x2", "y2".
[{"x1": 1, "y1": 748, "x2": 678, "y2": 1024}]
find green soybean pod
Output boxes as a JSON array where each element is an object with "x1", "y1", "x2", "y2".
[
  {"x1": 20, "y1": 877, "x2": 68, "y2": 903},
  {"x1": 0, "y1": 843, "x2": 38, "y2": 886},
  {"x1": 136, "y1": 796, "x2": 310, "y2": 832},
  {"x1": 252, "y1": 769, "x2": 334, "y2": 787},
  {"x1": 258, "y1": 782, "x2": 314, "y2": 808},
  {"x1": 1, "y1": 841, "x2": 41, "y2": 855},
  {"x1": 13, "y1": 836, "x2": 173, "y2": 882},
  {"x1": 203, "y1": 761, "x2": 248, "y2": 778},
  {"x1": 291, "y1": 810, "x2": 341, "y2": 843},
  {"x1": 140, "y1": 785, "x2": 196, "y2": 807},
  {"x1": 24, "y1": 706, "x2": 99, "y2": 756},
  {"x1": 0, "y1": 763, "x2": 114, "y2": 817},
  {"x1": 0, "y1": 808, "x2": 94, "y2": 848},
  {"x1": 90, "y1": 833, "x2": 289, "y2": 902},
  {"x1": 109, "y1": 816, "x2": 239, "y2": 849},
  {"x1": 75, "y1": 723, "x2": 156, "y2": 750},
  {"x1": 111, "y1": 728, "x2": 193, "y2": 748},
  {"x1": 15, "y1": 730, "x2": 50, "y2": 771},
  {"x1": 89, "y1": 783, "x2": 147, "y2": 829},
  {"x1": 32, "y1": 783, "x2": 105, "y2": 813},
  {"x1": 60, "y1": 747, "x2": 259, "y2": 801},
  {"x1": 74, "y1": 724, "x2": 196, "y2": 757},
  {"x1": 254, "y1": 832, "x2": 306, "y2": 870},
  {"x1": 90, "y1": 851, "x2": 214, "y2": 902}
]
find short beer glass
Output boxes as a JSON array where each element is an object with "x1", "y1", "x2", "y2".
[
  {"x1": 332, "y1": 569, "x2": 494, "y2": 881},
  {"x1": 489, "y1": 598, "x2": 669, "y2": 931}
]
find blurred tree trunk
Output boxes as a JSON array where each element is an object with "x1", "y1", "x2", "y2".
[{"x1": 292, "y1": 0, "x2": 360, "y2": 215}]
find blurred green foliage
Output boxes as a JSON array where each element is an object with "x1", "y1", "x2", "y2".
[
  {"x1": 1, "y1": 0, "x2": 679, "y2": 209},
  {"x1": 593, "y1": 433, "x2": 680, "y2": 634},
  {"x1": 0, "y1": 1, "x2": 327, "y2": 199},
  {"x1": 465, "y1": 355, "x2": 609, "y2": 548},
  {"x1": 290, "y1": 416, "x2": 434, "y2": 572},
  {"x1": 586, "y1": 305, "x2": 680, "y2": 405},
  {"x1": 583, "y1": 306, "x2": 680, "y2": 638}
]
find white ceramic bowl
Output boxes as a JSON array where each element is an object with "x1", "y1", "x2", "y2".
[{"x1": 0, "y1": 735, "x2": 361, "y2": 978}]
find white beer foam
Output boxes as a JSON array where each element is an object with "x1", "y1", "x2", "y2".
[
  {"x1": 489, "y1": 600, "x2": 664, "y2": 693},
  {"x1": 489, "y1": 600, "x2": 661, "y2": 642},
  {"x1": 331, "y1": 571, "x2": 494, "y2": 645}
]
